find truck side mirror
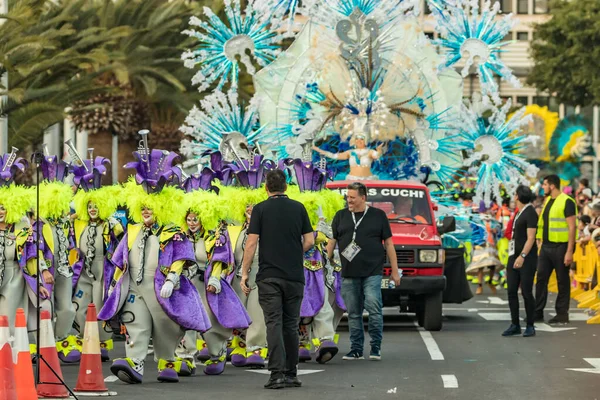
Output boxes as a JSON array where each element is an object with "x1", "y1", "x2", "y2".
[{"x1": 437, "y1": 216, "x2": 456, "y2": 235}]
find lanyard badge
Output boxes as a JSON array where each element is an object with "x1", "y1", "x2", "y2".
[{"x1": 341, "y1": 207, "x2": 369, "y2": 262}]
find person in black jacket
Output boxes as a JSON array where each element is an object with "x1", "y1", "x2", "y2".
[{"x1": 503, "y1": 185, "x2": 539, "y2": 337}]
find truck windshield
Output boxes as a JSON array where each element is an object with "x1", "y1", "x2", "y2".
[{"x1": 367, "y1": 187, "x2": 432, "y2": 225}]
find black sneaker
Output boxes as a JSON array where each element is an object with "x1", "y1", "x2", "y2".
[
  {"x1": 264, "y1": 377, "x2": 285, "y2": 389},
  {"x1": 523, "y1": 325, "x2": 536, "y2": 337},
  {"x1": 285, "y1": 376, "x2": 302, "y2": 387},
  {"x1": 548, "y1": 315, "x2": 569, "y2": 324},
  {"x1": 342, "y1": 350, "x2": 364, "y2": 360},
  {"x1": 501, "y1": 324, "x2": 522, "y2": 337}
]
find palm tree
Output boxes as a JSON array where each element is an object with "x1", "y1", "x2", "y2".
[{"x1": 0, "y1": 0, "x2": 131, "y2": 150}]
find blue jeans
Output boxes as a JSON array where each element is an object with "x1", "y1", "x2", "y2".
[{"x1": 341, "y1": 275, "x2": 383, "y2": 353}]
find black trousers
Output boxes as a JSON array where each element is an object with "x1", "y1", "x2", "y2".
[
  {"x1": 507, "y1": 254, "x2": 537, "y2": 326},
  {"x1": 257, "y1": 277, "x2": 304, "y2": 379},
  {"x1": 535, "y1": 243, "x2": 570, "y2": 317}
]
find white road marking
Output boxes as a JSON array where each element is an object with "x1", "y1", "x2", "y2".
[
  {"x1": 104, "y1": 376, "x2": 119, "y2": 383},
  {"x1": 467, "y1": 308, "x2": 478, "y2": 312},
  {"x1": 478, "y1": 312, "x2": 513, "y2": 321},
  {"x1": 247, "y1": 369, "x2": 323, "y2": 375},
  {"x1": 441, "y1": 374, "x2": 459, "y2": 388},
  {"x1": 488, "y1": 297, "x2": 509, "y2": 305},
  {"x1": 387, "y1": 387, "x2": 397, "y2": 394},
  {"x1": 535, "y1": 323, "x2": 577, "y2": 333},
  {"x1": 414, "y1": 321, "x2": 444, "y2": 360},
  {"x1": 550, "y1": 313, "x2": 589, "y2": 321},
  {"x1": 567, "y1": 358, "x2": 600, "y2": 374},
  {"x1": 72, "y1": 391, "x2": 118, "y2": 397}
]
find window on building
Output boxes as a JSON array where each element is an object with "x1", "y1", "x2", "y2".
[
  {"x1": 534, "y1": 0, "x2": 549, "y2": 14},
  {"x1": 517, "y1": 0, "x2": 528, "y2": 14},
  {"x1": 499, "y1": 0, "x2": 513, "y2": 13},
  {"x1": 533, "y1": 96, "x2": 549, "y2": 107},
  {"x1": 516, "y1": 32, "x2": 529, "y2": 41},
  {"x1": 516, "y1": 96, "x2": 529, "y2": 106},
  {"x1": 503, "y1": 31, "x2": 513, "y2": 41}
]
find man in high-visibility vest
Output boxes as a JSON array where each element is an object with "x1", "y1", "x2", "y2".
[{"x1": 535, "y1": 175, "x2": 577, "y2": 324}]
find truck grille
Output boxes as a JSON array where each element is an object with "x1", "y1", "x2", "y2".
[{"x1": 386, "y1": 249, "x2": 415, "y2": 264}]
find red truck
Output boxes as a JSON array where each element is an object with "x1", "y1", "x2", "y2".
[{"x1": 326, "y1": 180, "x2": 456, "y2": 331}]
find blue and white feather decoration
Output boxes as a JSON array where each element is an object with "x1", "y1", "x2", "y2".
[
  {"x1": 432, "y1": 0, "x2": 519, "y2": 104},
  {"x1": 444, "y1": 96, "x2": 538, "y2": 206},
  {"x1": 182, "y1": 0, "x2": 281, "y2": 91}
]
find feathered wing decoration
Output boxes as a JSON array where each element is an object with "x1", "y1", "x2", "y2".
[
  {"x1": 509, "y1": 105, "x2": 559, "y2": 161},
  {"x1": 39, "y1": 181, "x2": 73, "y2": 220},
  {"x1": 124, "y1": 149, "x2": 181, "y2": 194},
  {"x1": 550, "y1": 115, "x2": 592, "y2": 163},
  {"x1": 0, "y1": 185, "x2": 34, "y2": 224},
  {"x1": 181, "y1": 0, "x2": 281, "y2": 92},
  {"x1": 432, "y1": 0, "x2": 519, "y2": 104},
  {"x1": 70, "y1": 156, "x2": 111, "y2": 192},
  {"x1": 311, "y1": 0, "x2": 419, "y2": 28},
  {"x1": 444, "y1": 96, "x2": 538, "y2": 205},
  {"x1": 0, "y1": 150, "x2": 28, "y2": 187}
]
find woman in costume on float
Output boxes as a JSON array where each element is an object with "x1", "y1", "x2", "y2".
[
  {"x1": 312, "y1": 133, "x2": 384, "y2": 181},
  {"x1": 98, "y1": 148, "x2": 211, "y2": 384},
  {"x1": 70, "y1": 155, "x2": 123, "y2": 362},
  {"x1": 176, "y1": 174, "x2": 252, "y2": 376},
  {"x1": 36, "y1": 156, "x2": 79, "y2": 363}
]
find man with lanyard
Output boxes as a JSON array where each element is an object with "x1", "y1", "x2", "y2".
[
  {"x1": 535, "y1": 175, "x2": 577, "y2": 324},
  {"x1": 327, "y1": 182, "x2": 400, "y2": 361}
]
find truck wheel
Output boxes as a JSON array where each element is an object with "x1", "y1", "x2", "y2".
[
  {"x1": 416, "y1": 302, "x2": 425, "y2": 327},
  {"x1": 423, "y1": 292, "x2": 442, "y2": 331}
]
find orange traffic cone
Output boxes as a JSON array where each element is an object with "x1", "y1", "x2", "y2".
[
  {"x1": 75, "y1": 304, "x2": 107, "y2": 393},
  {"x1": 37, "y1": 310, "x2": 69, "y2": 399},
  {"x1": 13, "y1": 309, "x2": 38, "y2": 400},
  {"x1": 0, "y1": 315, "x2": 17, "y2": 400}
]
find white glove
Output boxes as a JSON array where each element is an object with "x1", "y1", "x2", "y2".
[{"x1": 160, "y1": 281, "x2": 174, "y2": 298}]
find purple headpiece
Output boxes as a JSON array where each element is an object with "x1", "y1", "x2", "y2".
[
  {"x1": 230, "y1": 155, "x2": 275, "y2": 189},
  {"x1": 71, "y1": 156, "x2": 111, "y2": 192},
  {"x1": 125, "y1": 149, "x2": 181, "y2": 194},
  {"x1": 292, "y1": 159, "x2": 335, "y2": 192},
  {"x1": 0, "y1": 147, "x2": 28, "y2": 187},
  {"x1": 41, "y1": 153, "x2": 70, "y2": 182}
]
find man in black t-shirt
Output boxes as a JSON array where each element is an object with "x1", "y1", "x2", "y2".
[
  {"x1": 241, "y1": 170, "x2": 314, "y2": 389},
  {"x1": 326, "y1": 182, "x2": 400, "y2": 361},
  {"x1": 535, "y1": 175, "x2": 577, "y2": 324}
]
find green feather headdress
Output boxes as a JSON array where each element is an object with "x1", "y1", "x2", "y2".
[
  {"x1": 123, "y1": 178, "x2": 187, "y2": 227},
  {"x1": 39, "y1": 181, "x2": 73, "y2": 220},
  {"x1": 73, "y1": 185, "x2": 123, "y2": 222},
  {"x1": 0, "y1": 184, "x2": 34, "y2": 224},
  {"x1": 287, "y1": 186, "x2": 345, "y2": 226}
]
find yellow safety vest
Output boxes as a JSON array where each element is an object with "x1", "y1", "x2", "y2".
[{"x1": 536, "y1": 193, "x2": 577, "y2": 242}]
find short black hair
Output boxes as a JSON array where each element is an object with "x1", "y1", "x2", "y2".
[
  {"x1": 516, "y1": 185, "x2": 535, "y2": 204},
  {"x1": 347, "y1": 182, "x2": 367, "y2": 198},
  {"x1": 543, "y1": 174, "x2": 561, "y2": 189},
  {"x1": 580, "y1": 178, "x2": 589, "y2": 188},
  {"x1": 579, "y1": 215, "x2": 592, "y2": 225},
  {"x1": 265, "y1": 170, "x2": 287, "y2": 193}
]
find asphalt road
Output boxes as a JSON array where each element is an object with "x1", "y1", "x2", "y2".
[{"x1": 50, "y1": 290, "x2": 599, "y2": 400}]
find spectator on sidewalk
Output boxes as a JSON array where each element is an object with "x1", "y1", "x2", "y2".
[{"x1": 535, "y1": 175, "x2": 577, "y2": 324}]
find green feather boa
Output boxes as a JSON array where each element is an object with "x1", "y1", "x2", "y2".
[{"x1": 0, "y1": 185, "x2": 34, "y2": 224}]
